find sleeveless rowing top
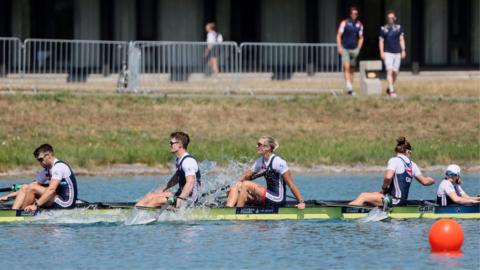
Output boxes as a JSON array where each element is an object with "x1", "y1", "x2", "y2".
[
  {"x1": 436, "y1": 179, "x2": 464, "y2": 206},
  {"x1": 264, "y1": 156, "x2": 287, "y2": 204},
  {"x1": 53, "y1": 160, "x2": 78, "y2": 208},
  {"x1": 174, "y1": 155, "x2": 201, "y2": 201},
  {"x1": 387, "y1": 156, "x2": 413, "y2": 206}
]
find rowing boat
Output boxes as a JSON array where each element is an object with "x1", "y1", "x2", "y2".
[{"x1": 0, "y1": 201, "x2": 478, "y2": 223}]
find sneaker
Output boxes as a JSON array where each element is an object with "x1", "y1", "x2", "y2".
[
  {"x1": 347, "y1": 90, "x2": 356, "y2": 96},
  {"x1": 386, "y1": 88, "x2": 397, "y2": 97}
]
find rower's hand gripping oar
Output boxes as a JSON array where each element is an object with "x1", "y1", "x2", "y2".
[{"x1": 0, "y1": 184, "x2": 22, "y2": 193}]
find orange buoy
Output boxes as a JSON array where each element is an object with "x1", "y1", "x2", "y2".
[{"x1": 429, "y1": 219, "x2": 464, "y2": 252}]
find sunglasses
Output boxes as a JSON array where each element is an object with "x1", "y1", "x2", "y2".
[
  {"x1": 36, "y1": 153, "x2": 48, "y2": 162},
  {"x1": 256, "y1": 142, "x2": 267, "y2": 148},
  {"x1": 169, "y1": 141, "x2": 179, "y2": 146}
]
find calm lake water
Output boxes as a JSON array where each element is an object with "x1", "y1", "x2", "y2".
[{"x1": 0, "y1": 171, "x2": 479, "y2": 270}]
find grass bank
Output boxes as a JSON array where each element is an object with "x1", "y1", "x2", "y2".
[{"x1": 0, "y1": 92, "x2": 478, "y2": 171}]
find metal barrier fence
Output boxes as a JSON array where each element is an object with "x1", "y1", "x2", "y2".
[
  {"x1": 0, "y1": 37, "x2": 22, "y2": 77},
  {"x1": 239, "y1": 43, "x2": 340, "y2": 79},
  {"x1": 128, "y1": 41, "x2": 239, "y2": 91},
  {"x1": 0, "y1": 37, "x2": 341, "y2": 92},
  {"x1": 23, "y1": 39, "x2": 128, "y2": 79}
]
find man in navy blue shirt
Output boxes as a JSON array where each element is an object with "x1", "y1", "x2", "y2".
[
  {"x1": 379, "y1": 11, "x2": 406, "y2": 97},
  {"x1": 336, "y1": 6, "x2": 364, "y2": 96}
]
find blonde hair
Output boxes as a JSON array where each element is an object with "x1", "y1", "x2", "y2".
[{"x1": 259, "y1": 136, "x2": 279, "y2": 151}]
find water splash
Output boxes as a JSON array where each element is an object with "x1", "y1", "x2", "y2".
[
  {"x1": 197, "y1": 160, "x2": 250, "y2": 207},
  {"x1": 25, "y1": 207, "x2": 130, "y2": 224}
]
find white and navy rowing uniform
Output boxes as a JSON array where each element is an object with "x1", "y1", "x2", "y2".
[
  {"x1": 436, "y1": 179, "x2": 465, "y2": 206},
  {"x1": 386, "y1": 154, "x2": 421, "y2": 206},
  {"x1": 35, "y1": 159, "x2": 78, "y2": 209},
  {"x1": 251, "y1": 154, "x2": 289, "y2": 206},
  {"x1": 174, "y1": 153, "x2": 201, "y2": 205}
]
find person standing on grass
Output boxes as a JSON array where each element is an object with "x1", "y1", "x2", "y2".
[
  {"x1": 379, "y1": 10, "x2": 406, "y2": 97},
  {"x1": 336, "y1": 6, "x2": 364, "y2": 96},
  {"x1": 0, "y1": 144, "x2": 78, "y2": 211},
  {"x1": 204, "y1": 22, "x2": 223, "y2": 77},
  {"x1": 136, "y1": 132, "x2": 201, "y2": 208}
]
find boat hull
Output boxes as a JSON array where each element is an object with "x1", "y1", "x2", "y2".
[{"x1": 0, "y1": 204, "x2": 478, "y2": 222}]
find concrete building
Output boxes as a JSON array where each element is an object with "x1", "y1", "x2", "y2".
[{"x1": 0, "y1": 0, "x2": 478, "y2": 68}]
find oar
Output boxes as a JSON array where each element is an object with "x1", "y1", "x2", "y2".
[
  {"x1": 0, "y1": 184, "x2": 22, "y2": 193},
  {"x1": 358, "y1": 195, "x2": 391, "y2": 223},
  {"x1": 125, "y1": 183, "x2": 238, "y2": 224},
  {"x1": 125, "y1": 204, "x2": 168, "y2": 226}
]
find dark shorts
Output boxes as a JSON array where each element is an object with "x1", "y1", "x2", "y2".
[
  {"x1": 392, "y1": 198, "x2": 408, "y2": 206},
  {"x1": 262, "y1": 189, "x2": 286, "y2": 207},
  {"x1": 207, "y1": 46, "x2": 220, "y2": 59},
  {"x1": 264, "y1": 197, "x2": 286, "y2": 207},
  {"x1": 49, "y1": 202, "x2": 75, "y2": 209},
  {"x1": 49, "y1": 195, "x2": 75, "y2": 209}
]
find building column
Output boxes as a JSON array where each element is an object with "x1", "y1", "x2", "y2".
[
  {"x1": 11, "y1": 0, "x2": 30, "y2": 39},
  {"x1": 384, "y1": 0, "x2": 411, "y2": 64},
  {"x1": 260, "y1": 0, "x2": 306, "y2": 42},
  {"x1": 114, "y1": 0, "x2": 136, "y2": 41},
  {"x1": 216, "y1": 0, "x2": 231, "y2": 40},
  {"x1": 74, "y1": 0, "x2": 100, "y2": 40},
  {"x1": 424, "y1": 0, "x2": 448, "y2": 65},
  {"x1": 472, "y1": 0, "x2": 480, "y2": 64},
  {"x1": 157, "y1": 0, "x2": 204, "y2": 41},
  {"x1": 317, "y1": 0, "x2": 338, "y2": 43}
]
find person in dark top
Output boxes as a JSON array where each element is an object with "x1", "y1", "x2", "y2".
[
  {"x1": 336, "y1": 6, "x2": 364, "y2": 96},
  {"x1": 136, "y1": 132, "x2": 201, "y2": 208},
  {"x1": 379, "y1": 10, "x2": 406, "y2": 97}
]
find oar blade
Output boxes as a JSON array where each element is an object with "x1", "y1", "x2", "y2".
[
  {"x1": 124, "y1": 205, "x2": 167, "y2": 226},
  {"x1": 358, "y1": 207, "x2": 389, "y2": 223}
]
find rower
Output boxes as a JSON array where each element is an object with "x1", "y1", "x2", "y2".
[
  {"x1": 436, "y1": 165, "x2": 480, "y2": 206},
  {"x1": 0, "y1": 144, "x2": 78, "y2": 211},
  {"x1": 226, "y1": 136, "x2": 305, "y2": 209},
  {"x1": 349, "y1": 137, "x2": 435, "y2": 206},
  {"x1": 136, "y1": 131, "x2": 201, "y2": 208}
]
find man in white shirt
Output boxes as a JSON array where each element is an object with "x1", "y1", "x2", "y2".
[
  {"x1": 0, "y1": 144, "x2": 78, "y2": 211},
  {"x1": 136, "y1": 132, "x2": 201, "y2": 208}
]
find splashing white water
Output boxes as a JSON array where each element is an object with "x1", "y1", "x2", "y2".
[
  {"x1": 196, "y1": 160, "x2": 250, "y2": 207},
  {"x1": 25, "y1": 208, "x2": 130, "y2": 224}
]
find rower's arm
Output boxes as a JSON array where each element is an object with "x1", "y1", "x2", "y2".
[
  {"x1": 176, "y1": 175, "x2": 195, "y2": 207},
  {"x1": 160, "y1": 174, "x2": 179, "y2": 192},
  {"x1": 36, "y1": 178, "x2": 60, "y2": 206},
  {"x1": 447, "y1": 191, "x2": 479, "y2": 204},
  {"x1": 415, "y1": 175, "x2": 435, "y2": 186},
  {"x1": 381, "y1": 169, "x2": 395, "y2": 193},
  {"x1": 357, "y1": 34, "x2": 364, "y2": 50},
  {"x1": 283, "y1": 171, "x2": 305, "y2": 205},
  {"x1": 239, "y1": 170, "x2": 254, "y2": 182},
  {"x1": 460, "y1": 192, "x2": 480, "y2": 202}
]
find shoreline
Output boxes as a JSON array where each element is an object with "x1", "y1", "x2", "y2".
[{"x1": 1, "y1": 163, "x2": 479, "y2": 178}]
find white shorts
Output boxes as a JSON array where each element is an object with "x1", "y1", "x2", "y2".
[{"x1": 384, "y1": 52, "x2": 401, "y2": 71}]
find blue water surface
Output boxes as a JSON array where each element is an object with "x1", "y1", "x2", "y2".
[{"x1": 0, "y1": 173, "x2": 479, "y2": 270}]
